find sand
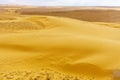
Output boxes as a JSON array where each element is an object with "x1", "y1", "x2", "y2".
[{"x1": 0, "y1": 15, "x2": 120, "y2": 80}]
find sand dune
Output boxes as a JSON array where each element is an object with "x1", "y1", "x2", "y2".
[
  {"x1": 94, "y1": 22, "x2": 120, "y2": 28},
  {"x1": 0, "y1": 15, "x2": 120, "y2": 80},
  {"x1": 2, "y1": 6, "x2": 120, "y2": 23}
]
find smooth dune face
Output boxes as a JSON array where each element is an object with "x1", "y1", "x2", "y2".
[{"x1": 0, "y1": 15, "x2": 120, "y2": 80}]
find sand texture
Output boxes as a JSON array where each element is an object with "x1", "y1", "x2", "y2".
[{"x1": 0, "y1": 15, "x2": 120, "y2": 80}]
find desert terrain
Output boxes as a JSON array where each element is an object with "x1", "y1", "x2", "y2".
[{"x1": 0, "y1": 6, "x2": 120, "y2": 80}]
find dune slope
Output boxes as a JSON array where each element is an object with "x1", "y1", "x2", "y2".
[{"x1": 0, "y1": 15, "x2": 120, "y2": 80}]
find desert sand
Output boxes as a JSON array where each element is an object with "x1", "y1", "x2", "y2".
[{"x1": 0, "y1": 14, "x2": 120, "y2": 80}]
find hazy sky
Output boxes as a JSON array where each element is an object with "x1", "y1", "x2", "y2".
[{"x1": 0, "y1": 0, "x2": 120, "y2": 6}]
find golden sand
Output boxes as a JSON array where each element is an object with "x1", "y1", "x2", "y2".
[{"x1": 0, "y1": 15, "x2": 120, "y2": 80}]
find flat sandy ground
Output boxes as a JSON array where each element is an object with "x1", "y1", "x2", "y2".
[{"x1": 0, "y1": 8, "x2": 120, "y2": 80}]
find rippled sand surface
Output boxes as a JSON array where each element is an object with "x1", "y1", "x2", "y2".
[{"x1": 0, "y1": 15, "x2": 120, "y2": 80}]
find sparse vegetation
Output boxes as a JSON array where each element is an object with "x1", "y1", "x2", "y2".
[
  {"x1": 0, "y1": 69, "x2": 96, "y2": 80},
  {"x1": 4, "y1": 8, "x2": 21, "y2": 15}
]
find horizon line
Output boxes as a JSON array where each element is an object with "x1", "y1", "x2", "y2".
[{"x1": 0, "y1": 3, "x2": 120, "y2": 7}]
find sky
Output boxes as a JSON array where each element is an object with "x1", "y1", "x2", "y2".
[{"x1": 0, "y1": 0, "x2": 120, "y2": 6}]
